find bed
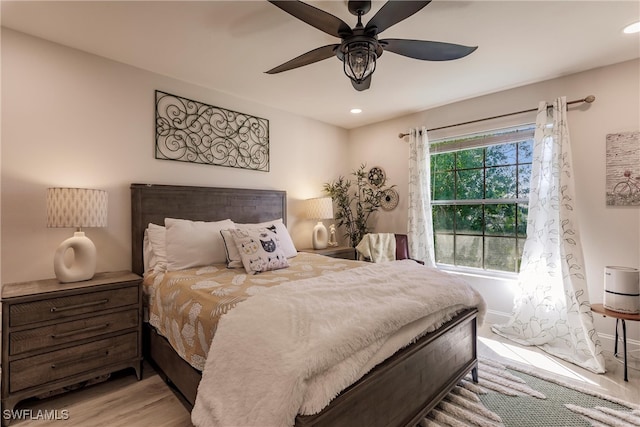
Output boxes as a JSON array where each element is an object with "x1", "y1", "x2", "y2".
[{"x1": 130, "y1": 183, "x2": 481, "y2": 427}]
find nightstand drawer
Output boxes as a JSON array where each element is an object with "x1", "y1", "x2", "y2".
[
  {"x1": 9, "y1": 286, "x2": 139, "y2": 327},
  {"x1": 9, "y1": 309, "x2": 139, "y2": 356},
  {"x1": 9, "y1": 332, "x2": 138, "y2": 393}
]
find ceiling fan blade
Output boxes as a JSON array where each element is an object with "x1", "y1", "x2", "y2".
[
  {"x1": 268, "y1": 1, "x2": 352, "y2": 38},
  {"x1": 365, "y1": 1, "x2": 432, "y2": 34},
  {"x1": 381, "y1": 39, "x2": 477, "y2": 61},
  {"x1": 266, "y1": 44, "x2": 340, "y2": 74},
  {"x1": 351, "y1": 74, "x2": 372, "y2": 91}
]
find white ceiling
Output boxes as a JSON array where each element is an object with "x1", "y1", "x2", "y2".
[{"x1": 2, "y1": 1, "x2": 639, "y2": 129}]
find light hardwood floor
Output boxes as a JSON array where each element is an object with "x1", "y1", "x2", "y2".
[
  {"x1": 5, "y1": 325, "x2": 639, "y2": 426},
  {"x1": 7, "y1": 363, "x2": 192, "y2": 426},
  {"x1": 477, "y1": 323, "x2": 639, "y2": 404}
]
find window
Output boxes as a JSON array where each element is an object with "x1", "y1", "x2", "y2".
[{"x1": 430, "y1": 126, "x2": 534, "y2": 273}]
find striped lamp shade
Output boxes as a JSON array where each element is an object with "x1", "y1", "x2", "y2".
[{"x1": 47, "y1": 188, "x2": 108, "y2": 228}]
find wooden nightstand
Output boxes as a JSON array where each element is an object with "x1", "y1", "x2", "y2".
[
  {"x1": 1, "y1": 271, "x2": 142, "y2": 425},
  {"x1": 300, "y1": 246, "x2": 357, "y2": 260}
]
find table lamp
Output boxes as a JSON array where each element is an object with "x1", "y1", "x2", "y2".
[
  {"x1": 305, "y1": 197, "x2": 334, "y2": 250},
  {"x1": 47, "y1": 188, "x2": 108, "y2": 283}
]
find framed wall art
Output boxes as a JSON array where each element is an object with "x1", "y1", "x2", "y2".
[
  {"x1": 155, "y1": 91, "x2": 269, "y2": 172},
  {"x1": 606, "y1": 131, "x2": 639, "y2": 206}
]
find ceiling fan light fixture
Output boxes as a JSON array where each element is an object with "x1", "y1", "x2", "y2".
[
  {"x1": 343, "y1": 41, "x2": 377, "y2": 84},
  {"x1": 266, "y1": 1, "x2": 476, "y2": 92}
]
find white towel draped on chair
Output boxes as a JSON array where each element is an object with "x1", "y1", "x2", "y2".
[{"x1": 356, "y1": 233, "x2": 396, "y2": 263}]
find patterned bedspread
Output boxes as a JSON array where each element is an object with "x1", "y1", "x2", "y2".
[{"x1": 143, "y1": 252, "x2": 363, "y2": 370}]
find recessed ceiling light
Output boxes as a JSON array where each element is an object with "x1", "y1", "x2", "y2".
[
  {"x1": 350, "y1": 108, "x2": 362, "y2": 114},
  {"x1": 623, "y1": 21, "x2": 640, "y2": 34}
]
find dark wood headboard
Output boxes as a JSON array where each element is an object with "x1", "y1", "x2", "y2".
[{"x1": 130, "y1": 184, "x2": 287, "y2": 276}]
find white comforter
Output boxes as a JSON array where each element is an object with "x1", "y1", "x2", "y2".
[{"x1": 191, "y1": 260, "x2": 486, "y2": 427}]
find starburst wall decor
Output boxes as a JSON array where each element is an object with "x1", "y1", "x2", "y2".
[{"x1": 155, "y1": 91, "x2": 269, "y2": 171}]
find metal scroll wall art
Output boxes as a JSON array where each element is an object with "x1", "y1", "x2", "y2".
[{"x1": 155, "y1": 91, "x2": 269, "y2": 171}]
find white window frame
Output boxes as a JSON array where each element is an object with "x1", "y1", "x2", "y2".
[{"x1": 429, "y1": 125, "x2": 535, "y2": 277}]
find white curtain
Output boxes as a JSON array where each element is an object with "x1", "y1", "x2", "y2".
[
  {"x1": 407, "y1": 127, "x2": 436, "y2": 267},
  {"x1": 492, "y1": 97, "x2": 605, "y2": 373}
]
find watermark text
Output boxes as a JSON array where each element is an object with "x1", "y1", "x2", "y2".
[{"x1": 2, "y1": 409, "x2": 69, "y2": 421}]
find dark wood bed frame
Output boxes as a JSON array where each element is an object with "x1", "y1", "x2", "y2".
[{"x1": 131, "y1": 183, "x2": 478, "y2": 427}]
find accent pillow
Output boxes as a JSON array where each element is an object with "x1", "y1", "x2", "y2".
[
  {"x1": 165, "y1": 218, "x2": 235, "y2": 271},
  {"x1": 221, "y1": 218, "x2": 297, "y2": 268},
  {"x1": 227, "y1": 228, "x2": 289, "y2": 274},
  {"x1": 145, "y1": 223, "x2": 167, "y2": 273}
]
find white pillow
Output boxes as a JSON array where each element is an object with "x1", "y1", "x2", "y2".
[
  {"x1": 145, "y1": 223, "x2": 167, "y2": 273},
  {"x1": 227, "y1": 228, "x2": 289, "y2": 274},
  {"x1": 165, "y1": 218, "x2": 235, "y2": 271},
  {"x1": 221, "y1": 219, "x2": 296, "y2": 268},
  {"x1": 143, "y1": 229, "x2": 153, "y2": 273}
]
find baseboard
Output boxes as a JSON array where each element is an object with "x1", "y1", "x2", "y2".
[
  {"x1": 484, "y1": 309, "x2": 510, "y2": 325},
  {"x1": 598, "y1": 332, "x2": 640, "y2": 353}
]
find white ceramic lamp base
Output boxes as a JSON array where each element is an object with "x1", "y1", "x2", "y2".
[
  {"x1": 54, "y1": 231, "x2": 97, "y2": 283},
  {"x1": 312, "y1": 221, "x2": 329, "y2": 250}
]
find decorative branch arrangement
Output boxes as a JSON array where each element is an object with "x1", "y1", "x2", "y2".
[
  {"x1": 323, "y1": 164, "x2": 395, "y2": 247},
  {"x1": 155, "y1": 91, "x2": 269, "y2": 171}
]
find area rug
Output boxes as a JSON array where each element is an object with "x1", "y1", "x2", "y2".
[{"x1": 420, "y1": 357, "x2": 640, "y2": 427}]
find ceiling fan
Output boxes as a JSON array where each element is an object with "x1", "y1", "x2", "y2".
[{"x1": 265, "y1": 0, "x2": 477, "y2": 91}]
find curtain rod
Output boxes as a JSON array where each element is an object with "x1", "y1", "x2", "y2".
[{"x1": 398, "y1": 95, "x2": 595, "y2": 139}]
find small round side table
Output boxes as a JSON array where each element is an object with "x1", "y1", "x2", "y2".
[{"x1": 591, "y1": 303, "x2": 640, "y2": 382}]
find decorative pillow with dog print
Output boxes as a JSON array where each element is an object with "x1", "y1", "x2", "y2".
[{"x1": 227, "y1": 228, "x2": 289, "y2": 274}]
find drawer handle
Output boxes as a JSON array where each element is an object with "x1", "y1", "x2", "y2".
[
  {"x1": 51, "y1": 323, "x2": 110, "y2": 339},
  {"x1": 50, "y1": 299, "x2": 109, "y2": 313},
  {"x1": 51, "y1": 350, "x2": 110, "y2": 369}
]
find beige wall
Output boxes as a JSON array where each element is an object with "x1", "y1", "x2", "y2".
[
  {"x1": 2, "y1": 28, "x2": 638, "y2": 347},
  {"x1": 1, "y1": 29, "x2": 349, "y2": 283},
  {"x1": 347, "y1": 59, "x2": 640, "y2": 345}
]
